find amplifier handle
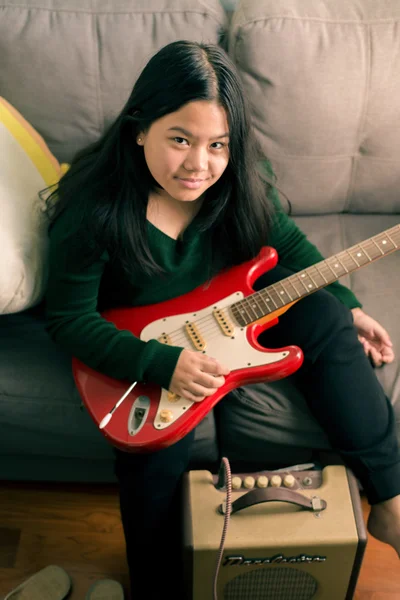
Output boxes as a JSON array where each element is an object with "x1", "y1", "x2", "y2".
[{"x1": 219, "y1": 487, "x2": 327, "y2": 515}]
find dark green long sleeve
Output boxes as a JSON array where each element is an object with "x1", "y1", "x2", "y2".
[{"x1": 46, "y1": 189, "x2": 361, "y2": 388}]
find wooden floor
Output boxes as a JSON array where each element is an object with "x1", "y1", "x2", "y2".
[{"x1": 0, "y1": 480, "x2": 399, "y2": 599}]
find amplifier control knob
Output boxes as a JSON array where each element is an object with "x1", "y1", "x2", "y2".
[
  {"x1": 257, "y1": 476, "x2": 269, "y2": 488},
  {"x1": 270, "y1": 475, "x2": 282, "y2": 487},
  {"x1": 283, "y1": 474, "x2": 296, "y2": 488},
  {"x1": 232, "y1": 477, "x2": 242, "y2": 490},
  {"x1": 243, "y1": 476, "x2": 255, "y2": 489}
]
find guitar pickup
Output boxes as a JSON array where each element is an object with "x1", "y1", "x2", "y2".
[
  {"x1": 185, "y1": 322, "x2": 206, "y2": 351},
  {"x1": 213, "y1": 308, "x2": 235, "y2": 336}
]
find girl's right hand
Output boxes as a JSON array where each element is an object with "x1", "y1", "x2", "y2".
[{"x1": 169, "y1": 349, "x2": 230, "y2": 402}]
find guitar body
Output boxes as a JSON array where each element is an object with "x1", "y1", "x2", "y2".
[{"x1": 72, "y1": 247, "x2": 303, "y2": 453}]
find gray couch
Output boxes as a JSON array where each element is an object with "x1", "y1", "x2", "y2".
[{"x1": 1, "y1": 0, "x2": 399, "y2": 483}]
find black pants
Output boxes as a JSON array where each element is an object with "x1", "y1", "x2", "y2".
[{"x1": 114, "y1": 265, "x2": 400, "y2": 598}]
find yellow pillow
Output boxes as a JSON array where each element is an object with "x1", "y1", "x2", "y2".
[{"x1": 0, "y1": 97, "x2": 63, "y2": 313}]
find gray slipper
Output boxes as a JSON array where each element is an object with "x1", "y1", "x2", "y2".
[
  {"x1": 85, "y1": 579, "x2": 124, "y2": 600},
  {"x1": 4, "y1": 565, "x2": 71, "y2": 600}
]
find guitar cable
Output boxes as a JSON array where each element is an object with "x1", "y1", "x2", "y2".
[{"x1": 213, "y1": 456, "x2": 233, "y2": 600}]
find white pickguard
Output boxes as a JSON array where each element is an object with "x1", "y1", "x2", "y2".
[{"x1": 140, "y1": 292, "x2": 289, "y2": 430}]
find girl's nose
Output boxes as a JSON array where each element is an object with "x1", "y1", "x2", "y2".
[{"x1": 183, "y1": 147, "x2": 208, "y2": 172}]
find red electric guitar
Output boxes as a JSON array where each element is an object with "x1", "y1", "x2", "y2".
[{"x1": 73, "y1": 224, "x2": 400, "y2": 453}]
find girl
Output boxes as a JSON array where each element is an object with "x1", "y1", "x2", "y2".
[{"x1": 45, "y1": 40, "x2": 400, "y2": 599}]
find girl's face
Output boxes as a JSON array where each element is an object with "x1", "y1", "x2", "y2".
[{"x1": 137, "y1": 100, "x2": 230, "y2": 203}]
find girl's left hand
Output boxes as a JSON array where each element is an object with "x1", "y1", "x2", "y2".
[{"x1": 351, "y1": 307, "x2": 395, "y2": 367}]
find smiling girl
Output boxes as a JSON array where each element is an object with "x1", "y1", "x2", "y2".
[{"x1": 45, "y1": 40, "x2": 400, "y2": 599}]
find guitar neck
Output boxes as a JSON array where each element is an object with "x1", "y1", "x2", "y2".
[{"x1": 232, "y1": 224, "x2": 400, "y2": 327}]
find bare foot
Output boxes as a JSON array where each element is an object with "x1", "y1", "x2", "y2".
[{"x1": 367, "y1": 495, "x2": 400, "y2": 557}]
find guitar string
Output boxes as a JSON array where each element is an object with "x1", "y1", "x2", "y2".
[
  {"x1": 146, "y1": 268, "x2": 360, "y2": 347},
  {"x1": 143, "y1": 228, "x2": 400, "y2": 347},
  {"x1": 163, "y1": 321, "x2": 285, "y2": 350},
  {"x1": 152, "y1": 275, "x2": 317, "y2": 344},
  {"x1": 152, "y1": 261, "x2": 346, "y2": 346},
  {"x1": 156, "y1": 232, "x2": 398, "y2": 344}
]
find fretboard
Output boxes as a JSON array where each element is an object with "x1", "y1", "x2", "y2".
[{"x1": 231, "y1": 224, "x2": 400, "y2": 327}]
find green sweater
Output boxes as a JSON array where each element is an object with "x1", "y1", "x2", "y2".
[{"x1": 46, "y1": 194, "x2": 361, "y2": 390}]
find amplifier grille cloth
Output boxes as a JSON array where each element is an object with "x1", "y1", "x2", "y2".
[{"x1": 223, "y1": 567, "x2": 318, "y2": 600}]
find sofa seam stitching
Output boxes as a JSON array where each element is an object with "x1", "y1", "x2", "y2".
[{"x1": 344, "y1": 23, "x2": 372, "y2": 212}]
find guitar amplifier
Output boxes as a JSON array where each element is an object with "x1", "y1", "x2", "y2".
[{"x1": 182, "y1": 465, "x2": 367, "y2": 600}]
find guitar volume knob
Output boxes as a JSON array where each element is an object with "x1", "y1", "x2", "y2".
[{"x1": 160, "y1": 409, "x2": 174, "y2": 423}]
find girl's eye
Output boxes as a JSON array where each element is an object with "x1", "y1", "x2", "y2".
[
  {"x1": 211, "y1": 142, "x2": 225, "y2": 149},
  {"x1": 173, "y1": 137, "x2": 188, "y2": 145}
]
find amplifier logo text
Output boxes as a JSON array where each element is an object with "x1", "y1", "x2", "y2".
[{"x1": 223, "y1": 554, "x2": 327, "y2": 567}]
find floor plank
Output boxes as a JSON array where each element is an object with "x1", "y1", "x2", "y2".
[
  {"x1": 1, "y1": 481, "x2": 400, "y2": 599},
  {"x1": 0, "y1": 481, "x2": 130, "y2": 599}
]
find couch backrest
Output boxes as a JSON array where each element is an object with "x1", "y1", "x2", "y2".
[
  {"x1": 0, "y1": 0, "x2": 226, "y2": 163},
  {"x1": 229, "y1": 0, "x2": 400, "y2": 214},
  {"x1": 1, "y1": 0, "x2": 400, "y2": 216}
]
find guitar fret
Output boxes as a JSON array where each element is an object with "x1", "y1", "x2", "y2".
[
  {"x1": 346, "y1": 250, "x2": 360, "y2": 267},
  {"x1": 231, "y1": 225, "x2": 399, "y2": 328},
  {"x1": 281, "y1": 282, "x2": 293, "y2": 301},
  {"x1": 271, "y1": 284, "x2": 286, "y2": 305},
  {"x1": 337, "y1": 256, "x2": 349, "y2": 272},
  {"x1": 298, "y1": 270, "x2": 318, "y2": 292},
  {"x1": 244, "y1": 297, "x2": 262, "y2": 320},
  {"x1": 307, "y1": 269, "x2": 318, "y2": 287},
  {"x1": 371, "y1": 238, "x2": 385, "y2": 255},
  {"x1": 268, "y1": 285, "x2": 284, "y2": 307},
  {"x1": 251, "y1": 295, "x2": 266, "y2": 318},
  {"x1": 315, "y1": 264, "x2": 328, "y2": 284},
  {"x1": 363, "y1": 241, "x2": 382, "y2": 260},
  {"x1": 308, "y1": 265, "x2": 327, "y2": 287},
  {"x1": 375, "y1": 232, "x2": 397, "y2": 252},
  {"x1": 296, "y1": 272, "x2": 311, "y2": 292},
  {"x1": 359, "y1": 243, "x2": 371, "y2": 261},
  {"x1": 235, "y1": 300, "x2": 253, "y2": 325},
  {"x1": 348, "y1": 246, "x2": 371, "y2": 267},
  {"x1": 230, "y1": 304, "x2": 242, "y2": 326},
  {"x1": 386, "y1": 232, "x2": 398, "y2": 248},
  {"x1": 287, "y1": 276, "x2": 302, "y2": 298},
  {"x1": 326, "y1": 257, "x2": 347, "y2": 278},
  {"x1": 258, "y1": 291, "x2": 274, "y2": 313},
  {"x1": 274, "y1": 281, "x2": 293, "y2": 303},
  {"x1": 324, "y1": 259, "x2": 339, "y2": 279},
  {"x1": 268, "y1": 289, "x2": 279, "y2": 308},
  {"x1": 324, "y1": 262, "x2": 340, "y2": 281},
  {"x1": 317, "y1": 264, "x2": 334, "y2": 282}
]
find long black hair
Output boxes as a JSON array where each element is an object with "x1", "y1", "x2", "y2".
[{"x1": 45, "y1": 40, "x2": 275, "y2": 277}]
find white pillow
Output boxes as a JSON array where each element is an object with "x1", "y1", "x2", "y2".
[{"x1": 0, "y1": 97, "x2": 63, "y2": 314}]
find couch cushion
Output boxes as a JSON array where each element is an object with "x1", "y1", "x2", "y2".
[
  {"x1": 0, "y1": 307, "x2": 218, "y2": 465},
  {"x1": 229, "y1": 0, "x2": 400, "y2": 215},
  {"x1": 0, "y1": 0, "x2": 227, "y2": 164}
]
